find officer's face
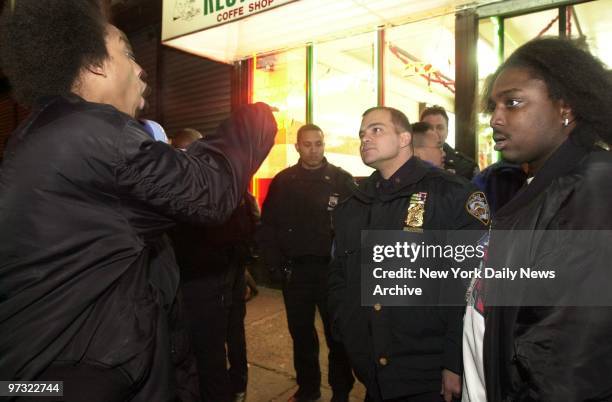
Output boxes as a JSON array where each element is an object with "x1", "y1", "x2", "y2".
[
  {"x1": 295, "y1": 130, "x2": 325, "y2": 169},
  {"x1": 421, "y1": 113, "x2": 448, "y2": 143},
  {"x1": 415, "y1": 129, "x2": 445, "y2": 168},
  {"x1": 488, "y1": 67, "x2": 571, "y2": 173},
  {"x1": 359, "y1": 109, "x2": 411, "y2": 172}
]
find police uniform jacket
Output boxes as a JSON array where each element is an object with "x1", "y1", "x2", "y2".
[
  {"x1": 444, "y1": 142, "x2": 479, "y2": 180},
  {"x1": 0, "y1": 95, "x2": 276, "y2": 401},
  {"x1": 259, "y1": 158, "x2": 354, "y2": 268},
  {"x1": 328, "y1": 157, "x2": 488, "y2": 401},
  {"x1": 484, "y1": 132, "x2": 612, "y2": 402}
]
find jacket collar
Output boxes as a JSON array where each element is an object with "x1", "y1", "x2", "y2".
[
  {"x1": 495, "y1": 129, "x2": 590, "y2": 219},
  {"x1": 353, "y1": 157, "x2": 430, "y2": 203},
  {"x1": 293, "y1": 157, "x2": 329, "y2": 173},
  {"x1": 34, "y1": 93, "x2": 86, "y2": 110}
]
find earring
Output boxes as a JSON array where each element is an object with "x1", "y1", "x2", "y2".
[{"x1": 563, "y1": 117, "x2": 569, "y2": 127}]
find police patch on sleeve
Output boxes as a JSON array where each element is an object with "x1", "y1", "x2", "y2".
[{"x1": 466, "y1": 191, "x2": 490, "y2": 225}]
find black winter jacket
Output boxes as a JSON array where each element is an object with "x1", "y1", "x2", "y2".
[
  {"x1": 0, "y1": 95, "x2": 275, "y2": 400},
  {"x1": 444, "y1": 143, "x2": 479, "y2": 180},
  {"x1": 258, "y1": 159, "x2": 354, "y2": 268},
  {"x1": 484, "y1": 134, "x2": 612, "y2": 402},
  {"x1": 328, "y1": 157, "x2": 487, "y2": 401}
]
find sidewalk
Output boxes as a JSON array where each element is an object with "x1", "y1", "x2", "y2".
[{"x1": 244, "y1": 287, "x2": 366, "y2": 402}]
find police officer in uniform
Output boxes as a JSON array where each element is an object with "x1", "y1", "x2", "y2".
[
  {"x1": 420, "y1": 105, "x2": 479, "y2": 180},
  {"x1": 328, "y1": 107, "x2": 488, "y2": 402},
  {"x1": 259, "y1": 124, "x2": 356, "y2": 402}
]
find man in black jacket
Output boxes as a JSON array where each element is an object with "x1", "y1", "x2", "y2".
[
  {"x1": 259, "y1": 124, "x2": 355, "y2": 402},
  {"x1": 0, "y1": 2, "x2": 276, "y2": 401},
  {"x1": 420, "y1": 106, "x2": 478, "y2": 180},
  {"x1": 329, "y1": 107, "x2": 487, "y2": 402}
]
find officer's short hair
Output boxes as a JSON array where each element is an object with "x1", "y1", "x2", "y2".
[
  {"x1": 297, "y1": 124, "x2": 324, "y2": 142},
  {"x1": 411, "y1": 121, "x2": 432, "y2": 135},
  {"x1": 411, "y1": 122, "x2": 434, "y2": 148},
  {"x1": 420, "y1": 105, "x2": 449, "y2": 125},
  {"x1": 362, "y1": 106, "x2": 411, "y2": 134}
]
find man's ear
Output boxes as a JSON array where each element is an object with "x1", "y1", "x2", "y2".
[
  {"x1": 399, "y1": 130, "x2": 412, "y2": 148},
  {"x1": 86, "y1": 61, "x2": 107, "y2": 78},
  {"x1": 294, "y1": 143, "x2": 299, "y2": 153},
  {"x1": 559, "y1": 100, "x2": 575, "y2": 125}
]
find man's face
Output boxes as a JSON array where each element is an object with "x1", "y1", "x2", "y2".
[
  {"x1": 488, "y1": 66, "x2": 569, "y2": 172},
  {"x1": 102, "y1": 25, "x2": 147, "y2": 118},
  {"x1": 295, "y1": 129, "x2": 325, "y2": 169},
  {"x1": 421, "y1": 113, "x2": 448, "y2": 143},
  {"x1": 359, "y1": 109, "x2": 410, "y2": 171},
  {"x1": 415, "y1": 129, "x2": 445, "y2": 168}
]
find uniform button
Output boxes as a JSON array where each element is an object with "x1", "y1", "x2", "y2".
[
  {"x1": 288, "y1": 228, "x2": 293, "y2": 232},
  {"x1": 373, "y1": 303, "x2": 382, "y2": 311},
  {"x1": 379, "y1": 357, "x2": 388, "y2": 366}
]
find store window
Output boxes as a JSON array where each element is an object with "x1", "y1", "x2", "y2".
[
  {"x1": 251, "y1": 48, "x2": 306, "y2": 203},
  {"x1": 313, "y1": 32, "x2": 377, "y2": 177},
  {"x1": 385, "y1": 14, "x2": 456, "y2": 147},
  {"x1": 504, "y1": 8, "x2": 559, "y2": 56},
  {"x1": 476, "y1": 16, "x2": 501, "y2": 170},
  {"x1": 570, "y1": 0, "x2": 612, "y2": 67}
]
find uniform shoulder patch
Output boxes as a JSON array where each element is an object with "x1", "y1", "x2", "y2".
[{"x1": 466, "y1": 191, "x2": 490, "y2": 225}]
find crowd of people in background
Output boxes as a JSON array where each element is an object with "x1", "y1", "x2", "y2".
[{"x1": 1, "y1": 1, "x2": 612, "y2": 402}]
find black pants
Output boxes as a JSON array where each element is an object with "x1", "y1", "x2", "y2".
[
  {"x1": 182, "y1": 279, "x2": 233, "y2": 402},
  {"x1": 282, "y1": 259, "x2": 355, "y2": 398},
  {"x1": 227, "y1": 264, "x2": 248, "y2": 394}
]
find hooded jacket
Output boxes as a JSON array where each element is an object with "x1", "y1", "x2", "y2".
[{"x1": 0, "y1": 95, "x2": 275, "y2": 400}]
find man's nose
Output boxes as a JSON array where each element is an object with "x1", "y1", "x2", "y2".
[
  {"x1": 490, "y1": 107, "x2": 504, "y2": 128},
  {"x1": 138, "y1": 65, "x2": 147, "y2": 82}
]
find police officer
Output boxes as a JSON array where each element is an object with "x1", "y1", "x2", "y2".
[
  {"x1": 328, "y1": 107, "x2": 488, "y2": 402},
  {"x1": 420, "y1": 105, "x2": 479, "y2": 180},
  {"x1": 259, "y1": 124, "x2": 355, "y2": 402}
]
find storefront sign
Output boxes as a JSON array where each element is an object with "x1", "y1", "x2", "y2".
[{"x1": 163, "y1": 0, "x2": 294, "y2": 41}]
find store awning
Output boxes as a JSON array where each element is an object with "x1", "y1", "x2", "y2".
[{"x1": 162, "y1": 0, "x2": 493, "y2": 64}]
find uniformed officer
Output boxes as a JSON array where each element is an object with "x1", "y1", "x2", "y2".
[
  {"x1": 328, "y1": 107, "x2": 488, "y2": 402},
  {"x1": 420, "y1": 105, "x2": 479, "y2": 180},
  {"x1": 259, "y1": 124, "x2": 356, "y2": 402}
]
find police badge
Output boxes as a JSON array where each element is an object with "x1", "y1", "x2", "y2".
[
  {"x1": 327, "y1": 193, "x2": 339, "y2": 211},
  {"x1": 466, "y1": 191, "x2": 490, "y2": 225},
  {"x1": 404, "y1": 192, "x2": 427, "y2": 232}
]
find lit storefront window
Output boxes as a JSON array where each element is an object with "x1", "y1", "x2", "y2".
[
  {"x1": 385, "y1": 14, "x2": 456, "y2": 145},
  {"x1": 477, "y1": 17, "x2": 501, "y2": 170},
  {"x1": 313, "y1": 32, "x2": 377, "y2": 177},
  {"x1": 248, "y1": 0, "x2": 612, "y2": 194},
  {"x1": 504, "y1": 8, "x2": 559, "y2": 56},
  {"x1": 570, "y1": 0, "x2": 612, "y2": 67},
  {"x1": 252, "y1": 48, "x2": 306, "y2": 204}
]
